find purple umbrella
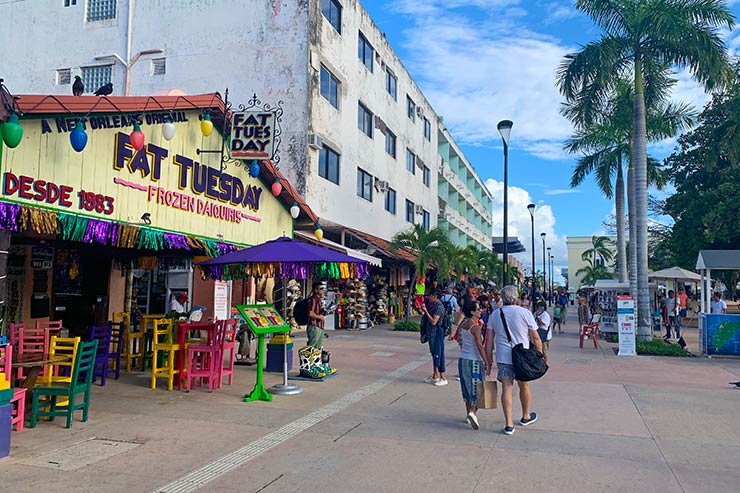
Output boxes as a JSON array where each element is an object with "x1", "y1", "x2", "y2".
[{"x1": 198, "y1": 236, "x2": 369, "y2": 280}]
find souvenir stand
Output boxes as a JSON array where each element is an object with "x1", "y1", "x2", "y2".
[
  {"x1": 593, "y1": 280, "x2": 659, "y2": 333},
  {"x1": 199, "y1": 237, "x2": 369, "y2": 401}
]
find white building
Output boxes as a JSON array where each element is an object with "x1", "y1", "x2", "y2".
[
  {"x1": 566, "y1": 235, "x2": 617, "y2": 292},
  {"x1": 1, "y1": 0, "x2": 491, "y2": 246}
]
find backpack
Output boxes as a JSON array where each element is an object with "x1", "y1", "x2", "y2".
[
  {"x1": 293, "y1": 297, "x2": 310, "y2": 326},
  {"x1": 440, "y1": 298, "x2": 453, "y2": 335}
]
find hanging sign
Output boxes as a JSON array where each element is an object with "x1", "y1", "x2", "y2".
[
  {"x1": 230, "y1": 111, "x2": 275, "y2": 159},
  {"x1": 213, "y1": 280, "x2": 230, "y2": 321},
  {"x1": 617, "y1": 295, "x2": 636, "y2": 356}
]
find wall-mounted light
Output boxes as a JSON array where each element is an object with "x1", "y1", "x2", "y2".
[
  {"x1": 249, "y1": 161, "x2": 261, "y2": 178},
  {"x1": 314, "y1": 223, "x2": 323, "y2": 241},
  {"x1": 141, "y1": 212, "x2": 151, "y2": 225},
  {"x1": 162, "y1": 114, "x2": 176, "y2": 141},
  {"x1": 1, "y1": 113, "x2": 23, "y2": 149},
  {"x1": 130, "y1": 121, "x2": 145, "y2": 151},
  {"x1": 69, "y1": 119, "x2": 88, "y2": 152},
  {"x1": 200, "y1": 112, "x2": 213, "y2": 137},
  {"x1": 290, "y1": 201, "x2": 300, "y2": 219},
  {"x1": 271, "y1": 177, "x2": 282, "y2": 196}
]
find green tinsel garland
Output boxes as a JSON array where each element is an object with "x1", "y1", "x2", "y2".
[
  {"x1": 137, "y1": 229, "x2": 165, "y2": 250},
  {"x1": 201, "y1": 239, "x2": 221, "y2": 257},
  {"x1": 58, "y1": 213, "x2": 89, "y2": 242},
  {"x1": 314, "y1": 262, "x2": 341, "y2": 279}
]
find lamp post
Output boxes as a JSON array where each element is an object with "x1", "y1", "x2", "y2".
[
  {"x1": 527, "y1": 203, "x2": 536, "y2": 311},
  {"x1": 540, "y1": 232, "x2": 547, "y2": 306},
  {"x1": 498, "y1": 120, "x2": 513, "y2": 286},
  {"x1": 547, "y1": 247, "x2": 552, "y2": 302},
  {"x1": 94, "y1": 48, "x2": 163, "y2": 96}
]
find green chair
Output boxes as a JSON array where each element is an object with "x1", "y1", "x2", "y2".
[{"x1": 29, "y1": 339, "x2": 98, "y2": 429}]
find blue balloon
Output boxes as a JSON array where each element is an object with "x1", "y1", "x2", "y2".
[
  {"x1": 249, "y1": 162, "x2": 260, "y2": 177},
  {"x1": 70, "y1": 125, "x2": 88, "y2": 152}
]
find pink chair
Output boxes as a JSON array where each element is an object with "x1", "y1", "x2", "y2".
[
  {"x1": 15, "y1": 325, "x2": 48, "y2": 380},
  {"x1": 186, "y1": 321, "x2": 225, "y2": 392},
  {"x1": 0, "y1": 344, "x2": 27, "y2": 432},
  {"x1": 36, "y1": 320, "x2": 62, "y2": 341},
  {"x1": 220, "y1": 319, "x2": 238, "y2": 387}
]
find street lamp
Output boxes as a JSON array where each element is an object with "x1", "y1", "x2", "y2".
[
  {"x1": 547, "y1": 247, "x2": 552, "y2": 302},
  {"x1": 95, "y1": 48, "x2": 164, "y2": 96},
  {"x1": 527, "y1": 203, "x2": 536, "y2": 311},
  {"x1": 498, "y1": 119, "x2": 513, "y2": 286},
  {"x1": 540, "y1": 232, "x2": 547, "y2": 306}
]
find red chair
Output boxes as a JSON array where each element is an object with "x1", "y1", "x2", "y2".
[
  {"x1": 0, "y1": 344, "x2": 27, "y2": 432},
  {"x1": 186, "y1": 321, "x2": 225, "y2": 392},
  {"x1": 579, "y1": 315, "x2": 601, "y2": 349},
  {"x1": 220, "y1": 319, "x2": 238, "y2": 386}
]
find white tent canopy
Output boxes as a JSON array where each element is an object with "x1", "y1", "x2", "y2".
[
  {"x1": 648, "y1": 267, "x2": 701, "y2": 282},
  {"x1": 695, "y1": 250, "x2": 740, "y2": 313}
]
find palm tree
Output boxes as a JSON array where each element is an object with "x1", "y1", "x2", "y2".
[
  {"x1": 581, "y1": 235, "x2": 614, "y2": 267},
  {"x1": 576, "y1": 258, "x2": 611, "y2": 287},
  {"x1": 558, "y1": 0, "x2": 734, "y2": 340},
  {"x1": 563, "y1": 75, "x2": 693, "y2": 284},
  {"x1": 390, "y1": 224, "x2": 450, "y2": 321}
]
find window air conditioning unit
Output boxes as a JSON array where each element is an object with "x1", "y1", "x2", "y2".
[
  {"x1": 307, "y1": 133, "x2": 323, "y2": 150},
  {"x1": 374, "y1": 178, "x2": 389, "y2": 192},
  {"x1": 415, "y1": 156, "x2": 424, "y2": 169},
  {"x1": 416, "y1": 106, "x2": 423, "y2": 117},
  {"x1": 415, "y1": 204, "x2": 424, "y2": 215}
]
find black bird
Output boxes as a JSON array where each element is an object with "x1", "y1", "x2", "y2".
[
  {"x1": 72, "y1": 76, "x2": 84, "y2": 96},
  {"x1": 93, "y1": 82, "x2": 113, "y2": 96},
  {"x1": 731, "y1": 381, "x2": 740, "y2": 388}
]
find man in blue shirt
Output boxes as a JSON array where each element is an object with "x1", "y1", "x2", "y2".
[{"x1": 422, "y1": 289, "x2": 448, "y2": 386}]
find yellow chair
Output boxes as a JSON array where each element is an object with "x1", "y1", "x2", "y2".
[
  {"x1": 40, "y1": 336, "x2": 81, "y2": 407},
  {"x1": 151, "y1": 319, "x2": 180, "y2": 391},
  {"x1": 114, "y1": 312, "x2": 145, "y2": 372}
]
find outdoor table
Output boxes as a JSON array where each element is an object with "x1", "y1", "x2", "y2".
[
  {"x1": 11, "y1": 353, "x2": 71, "y2": 410},
  {"x1": 175, "y1": 322, "x2": 216, "y2": 390}
]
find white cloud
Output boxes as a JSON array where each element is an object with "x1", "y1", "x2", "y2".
[
  {"x1": 485, "y1": 178, "x2": 567, "y2": 282},
  {"x1": 543, "y1": 2, "x2": 580, "y2": 22},
  {"x1": 544, "y1": 189, "x2": 581, "y2": 196}
]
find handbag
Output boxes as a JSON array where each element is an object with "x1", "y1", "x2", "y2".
[
  {"x1": 476, "y1": 378, "x2": 498, "y2": 409},
  {"x1": 500, "y1": 309, "x2": 548, "y2": 382}
]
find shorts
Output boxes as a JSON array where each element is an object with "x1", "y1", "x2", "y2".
[
  {"x1": 542, "y1": 340, "x2": 550, "y2": 356},
  {"x1": 497, "y1": 362, "x2": 515, "y2": 381},
  {"x1": 553, "y1": 317, "x2": 561, "y2": 323}
]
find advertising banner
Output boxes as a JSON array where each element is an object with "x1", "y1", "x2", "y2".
[{"x1": 617, "y1": 295, "x2": 636, "y2": 356}]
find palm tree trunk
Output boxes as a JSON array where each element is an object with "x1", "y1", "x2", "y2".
[
  {"x1": 633, "y1": 60, "x2": 651, "y2": 341},
  {"x1": 615, "y1": 164, "x2": 627, "y2": 283},
  {"x1": 628, "y1": 149, "x2": 637, "y2": 299}
]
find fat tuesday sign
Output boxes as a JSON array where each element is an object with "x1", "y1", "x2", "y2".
[{"x1": 230, "y1": 111, "x2": 275, "y2": 159}]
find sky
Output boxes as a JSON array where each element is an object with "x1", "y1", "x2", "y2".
[{"x1": 359, "y1": 0, "x2": 740, "y2": 284}]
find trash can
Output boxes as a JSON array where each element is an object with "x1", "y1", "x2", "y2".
[
  {"x1": 0, "y1": 388, "x2": 14, "y2": 460},
  {"x1": 266, "y1": 338, "x2": 293, "y2": 373}
]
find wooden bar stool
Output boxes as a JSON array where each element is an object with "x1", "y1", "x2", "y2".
[
  {"x1": 151, "y1": 319, "x2": 180, "y2": 391},
  {"x1": 186, "y1": 321, "x2": 225, "y2": 392},
  {"x1": 220, "y1": 319, "x2": 238, "y2": 387}
]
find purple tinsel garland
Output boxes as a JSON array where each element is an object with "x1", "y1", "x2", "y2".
[
  {"x1": 84, "y1": 218, "x2": 118, "y2": 245},
  {"x1": 0, "y1": 202, "x2": 21, "y2": 231},
  {"x1": 164, "y1": 233, "x2": 190, "y2": 250}
]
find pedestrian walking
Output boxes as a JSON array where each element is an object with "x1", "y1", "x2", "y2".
[
  {"x1": 534, "y1": 302, "x2": 552, "y2": 364},
  {"x1": 485, "y1": 285, "x2": 543, "y2": 436},
  {"x1": 457, "y1": 300, "x2": 491, "y2": 430},
  {"x1": 558, "y1": 291, "x2": 569, "y2": 325},
  {"x1": 664, "y1": 290, "x2": 680, "y2": 340},
  {"x1": 422, "y1": 288, "x2": 448, "y2": 386},
  {"x1": 552, "y1": 303, "x2": 563, "y2": 334}
]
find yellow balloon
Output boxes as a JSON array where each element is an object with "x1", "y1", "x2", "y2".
[
  {"x1": 201, "y1": 117, "x2": 213, "y2": 137},
  {"x1": 314, "y1": 228, "x2": 323, "y2": 241}
]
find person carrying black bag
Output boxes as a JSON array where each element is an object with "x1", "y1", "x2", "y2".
[{"x1": 485, "y1": 285, "x2": 546, "y2": 436}]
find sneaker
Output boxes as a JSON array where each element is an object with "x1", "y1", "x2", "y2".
[
  {"x1": 424, "y1": 375, "x2": 438, "y2": 384},
  {"x1": 433, "y1": 379, "x2": 448, "y2": 386},
  {"x1": 520, "y1": 412, "x2": 538, "y2": 426},
  {"x1": 503, "y1": 426, "x2": 515, "y2": 435},
  {"x1": 466, "y1": 412, "x2": 479, "y2": 430}
]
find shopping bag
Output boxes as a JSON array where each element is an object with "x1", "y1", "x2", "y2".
[{"x1": 476, "y1": 379, "x2": 498, "y2": 409}]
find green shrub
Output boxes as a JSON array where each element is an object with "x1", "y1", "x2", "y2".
[
  {"x1": 393, "y1": 321, "x2": 421, "y2": 332},
  {"x1": 606, "y1": 333, "x2": 618, "y2": 343},
  {"x1": 635, "y1": 339, "x2": 688, "y2": 357}
]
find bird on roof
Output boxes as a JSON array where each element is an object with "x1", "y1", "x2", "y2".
[
  {"x1": 93, "y1": 82, "x2": 113, "y2": 96},
  {"x1": 72, "y1": 76, "x2": 84, "y2": 96}
]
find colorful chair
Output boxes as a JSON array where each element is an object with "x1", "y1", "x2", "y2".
[
  {"x1": 185, "y1": 321, "x2": 224, "y2": 392},
  {"x1": 114, "y1": 312, "x2": 144, "y2": 372},
  {"x1": 89, "y1": 325, "x2": 112, "y2": 386},
  {"x1": 107, "y1": 321, "x2": 123, "y2": 380},
  {"x1": 29, "y1": 339, "x2": 98, "y2": 429},
  {"x1": 35, "y1": 320, "x2": 62, "y2": 340},
  {"x1": 8, "y1": 322, "x2": 24, "y2": 347},
  {"x1": 41, "y1": 336, "x2": 81, "y2": 408},
  {"x1": 14, "y1": 324, "x2": 48, "y2": 380},
  {"x1": 220, "y1": 319, "x2": 238, "y2": 386},
  {"x1": 0, "y1": 344, "x2": 26, "y2": 432},
  {"x1": 151, "y1": 319, "x2": 180, "y2": 391}
]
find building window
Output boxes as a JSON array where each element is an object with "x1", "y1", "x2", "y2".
[
  {"x1": 357, "y1": 168, "x2": 373, "y2": 201},
  {"x1": 150, "y1": 58, "x2": 166, "y2": 76},
  {"x1": 406, "y1": 148, "x2": 416, "y2": 175},
  {"x1": 424, "y1": 118, "x2": 431, "y2": 141},
  {"x1": 385, "y1": 188, "x2": 396, "y2": 214},
  {"x1": 406, "y1": 200, "x2": 415, "y2": 223},
  {"x1": 86, "y1": 0, "x2": 116, "y2": 22},
  {"x1": 81, "y1": 65, "x2": 112, "y2": 95},
  {"x1": 422, "y1": 210, "x2": 430, "y2": 231},
  {"x1": 56, "y1": 68, "x2": 71, "y2": 85},
  {"x1": 320, "y1": 65, "x2": 340, "y2": 109},
  {"x1": 358, "y1": 102, "x2": 374, "y2": 138},
  {"x1": 407, "y1": 95, "x2": 416, "y2": 122},
  {"x1": 385, "y1": 129, "x2": 396, "y2": 158},
  {"x1": 385, "y1": 69, "x2": 397, "y2": 100},
  {"x1": 422, "y1": 165, "x2": 430, "y2": 187},
  {"x1": 319, "y1": 145, "x2": 340, "y2": 185},
  {"x1": 64, "y1": 0, "x2": 77, "y2": 6},
  {"x1": 358, "y1": 32, "x2": 374, "y2": 72},
  {"x1": 321, "y1": 0, "x2": 342, "y2": 34}
]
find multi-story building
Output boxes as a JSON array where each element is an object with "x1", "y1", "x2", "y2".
[
  {"x1": 566, "y1": 235, "x2": 617, "y2": 292},
  {"x1": 438, "y1": 130, "x2": 493, "y2": 250},
  {"x1": 1, "y1": 0, "x2": 490, "y2": 247}
]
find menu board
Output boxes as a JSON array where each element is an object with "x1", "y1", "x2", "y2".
[{"x1": 236, "y1": 304, "x2": 290, "y2": 335}]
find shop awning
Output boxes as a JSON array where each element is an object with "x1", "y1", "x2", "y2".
[
  {"x1": 343, "y1": 228, "x2": 417, "y2": 264},
  {"x1": 294, "y1": 231, "x2": 382, "y2": 267}
]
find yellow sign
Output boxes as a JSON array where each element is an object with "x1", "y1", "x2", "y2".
[{"x1": 0, "y1": 110, "x2": 292, "y2": 246}]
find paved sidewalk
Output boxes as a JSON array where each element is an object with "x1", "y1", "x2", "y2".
[{"x1": 2, "y1": 310, "x2": 740, "y2": 492}]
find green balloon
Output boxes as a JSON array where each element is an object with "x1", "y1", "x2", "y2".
[{"x1": 1, "y1": 114, "x2": 23, "y2": 149}]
